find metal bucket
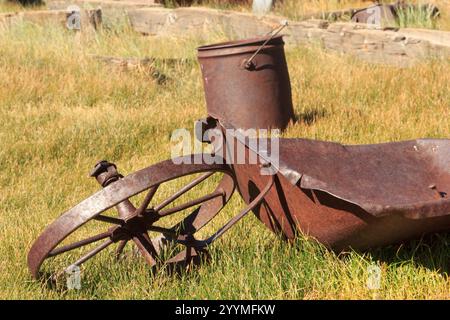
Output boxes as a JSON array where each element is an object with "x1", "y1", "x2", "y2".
[{"x1": 197, "y1": 35, "x2": 295, "y2": 130}]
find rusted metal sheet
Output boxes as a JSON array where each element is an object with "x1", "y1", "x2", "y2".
[
  {"x1": 230, "y1": 133, "x2": 450, "y2": 251},
  {"x1": 279, "y1": 138, "x2": 450, "y2": 219},
  {"x1": 197, "y1": 35, "x2": 294, "y2": 130}
]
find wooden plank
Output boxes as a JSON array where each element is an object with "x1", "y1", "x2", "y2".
[
  {"x1": 0, "y1": 9, "x2": 102, "y2": 30},
  {"x1": 47, "y1": 0, "x2": 161, "y2": 11},
  {"x1": 128, "y1": 7, "x2": 282, "y2": 38}
]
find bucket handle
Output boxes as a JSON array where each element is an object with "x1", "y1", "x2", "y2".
[{"x1": 243, "y1": 20, "x2": 289, "y2": 70}]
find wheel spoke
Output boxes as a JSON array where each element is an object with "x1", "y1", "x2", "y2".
[
  {"x1": 115, "y1": 240, "x2": 128, "y2": 260},
  {"x1": 189, "y1": 175, "x2": 274, "y2": 248},
  {"x1": 158, "y1": 190, "x2": 224, "y2": 217},
  {"x1": 154, "y1": 172, "x2": 214, "y2": 211},
  {"x1": 135, "y1": 185, "x2": 159, "y2": 217},
  {"x1": 94, "y1": 215, "x2": 124, "y2": 225},
  {"x1": 132, "y1": 232, "x2": 158, "y2": 267},
  {"x1": 147, "y1": 225, "x2": 177, "y2": 236},
  {"x1": 66, "y1": 238, "x2": 114, "y2": 270},
  {"x1": 48, "y1": 231, "x2": 112, "y2": 258}
]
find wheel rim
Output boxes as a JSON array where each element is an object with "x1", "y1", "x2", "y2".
[{"x1": 28, "y1": 154, "x2": 235, "y2": 279}]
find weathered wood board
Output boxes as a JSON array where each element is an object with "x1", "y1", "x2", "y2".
[
  {"x1": 0, "y1": 8, "x2": 102, "y2": 30},
  {"x1": 47, "y1": 0, "x2": 161, "y2": 12},
  {"x1": 46, "y1": 0, "x2": 161, "y2": 26}
]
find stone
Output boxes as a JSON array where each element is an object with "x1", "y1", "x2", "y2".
[{"x1": 125, "y1": 7, "x2": 450, "y2": 67}]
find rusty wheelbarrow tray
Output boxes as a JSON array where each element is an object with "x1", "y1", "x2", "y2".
[{"x1": 228, "y1": 129, "x2": 450, "y2": 252}]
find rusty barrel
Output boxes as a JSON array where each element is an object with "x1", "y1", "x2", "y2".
[{"x1": 197, "y1": 35, "x2": 294, "y2": 130}]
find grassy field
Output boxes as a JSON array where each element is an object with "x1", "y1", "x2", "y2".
[{"x1": 0, "y1": 1, "x2": 449, "y2": 300}]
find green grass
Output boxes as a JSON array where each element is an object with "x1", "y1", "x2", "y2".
[
  {"x1": 397, "y1": 3, "x2": 438, "y2": 29},
  {"x1": 0, "y1": 9, "x2": 449, "y2": 299}
]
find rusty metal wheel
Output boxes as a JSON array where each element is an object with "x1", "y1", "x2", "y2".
[{"x1": 28, "y1": 155, "x2": 235, "y2": 279}]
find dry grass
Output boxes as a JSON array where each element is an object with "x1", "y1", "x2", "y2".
[{"x1": 0, "y1": 2, "x2": 449, "y2": 300}]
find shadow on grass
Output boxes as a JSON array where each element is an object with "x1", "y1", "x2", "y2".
[
  {"x1": 36, "y1": 271, "x2": 72, "y2": 293},
  {"x1": 304, "y1": 189, "x2": 450, "y2": 276},
  {"x1": 159, "y1": 248, "x2": 210, "y2": 278},
  {"x1": 368, "y1": 233, "x2": 450, "y2": 276},
  {"x1": 295, "y1": 107, "x2": 328, "y2": 126}
]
